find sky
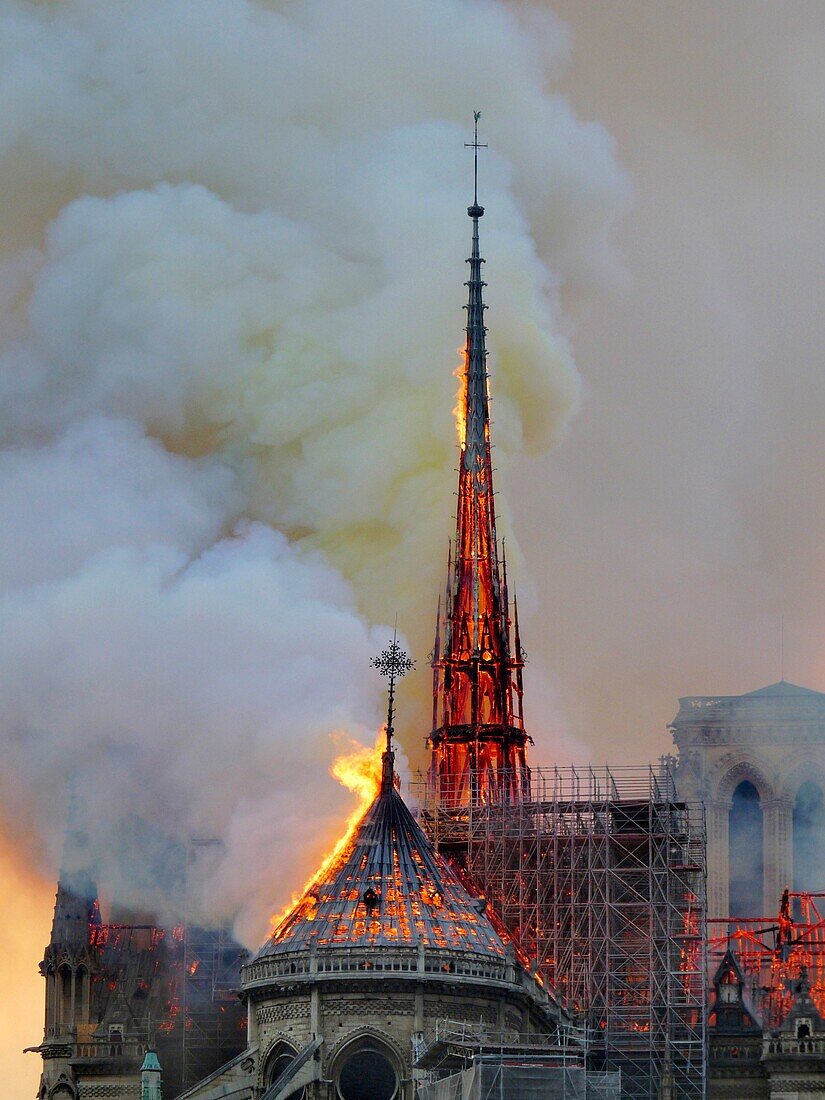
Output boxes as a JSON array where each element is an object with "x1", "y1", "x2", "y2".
[
  {"x1": 2, "y1": 2, "x2": 825, "y2": 1096},
  {"x1": 517, "y1": 0, "x2": 825, "y2": 763}
]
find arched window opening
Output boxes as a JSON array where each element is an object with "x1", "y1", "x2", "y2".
[
  {"x1": 337, "y1": 1047, "x2": 398, "y2": 1100},
  {"x1": 729, "y1": 781, "x2": 763, "y2": 917},
  {"x1": 794, "y1": 781, "x2": 825, "y2": 893},
  {"x1": 58, "y1": 966, "x2": 73, "y2": 1031},
  {"x1": 74, "y1": 966, "x2": 87, "y2": 1025},
  {"x1": 265, "y1": 1043, "x2": 304, "y2": 1100}
]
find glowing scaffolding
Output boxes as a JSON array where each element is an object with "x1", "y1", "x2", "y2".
[
  {"x1": 707, "y1": 890, "x2": 825, "y2": 1031},
  {"x1": 417, "y1": 761, "x2": 707, "y2": 1099}
]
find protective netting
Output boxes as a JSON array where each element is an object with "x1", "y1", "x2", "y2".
[{"x1": 418, "y1": 1063, "x2": 621, "y2": 1100}]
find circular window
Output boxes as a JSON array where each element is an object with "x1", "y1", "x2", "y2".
[{"x1": 337, "y1": 1048, "x2": 398, "y2": 1100}]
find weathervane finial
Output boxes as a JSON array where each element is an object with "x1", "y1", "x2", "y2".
[
  {"x1": 465, "y1": 110, "x2": 487, "y2": 211},
  {"x1": 370, "y1": 624, "x2": 414, "y2": 791}
]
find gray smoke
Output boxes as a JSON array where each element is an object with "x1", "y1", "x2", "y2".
[{"x1": 0, "y1": 0, "x2": 627, "y2": 948}]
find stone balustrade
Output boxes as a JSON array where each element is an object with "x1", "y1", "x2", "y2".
[
  {"x1": 242, "y1": 944, "x2": 515, "y2": 990},
  {"x1": 763, "y1": 1034, "x2": 825, "y2": 1057}
]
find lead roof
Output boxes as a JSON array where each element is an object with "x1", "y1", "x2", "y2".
[{"x1": 254, "y1": 780, "x2": 507, "y2": 960}]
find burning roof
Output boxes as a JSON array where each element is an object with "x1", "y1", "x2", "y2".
[{"x1": 255, "y1": 779, "x2": 506, "y2": 958}]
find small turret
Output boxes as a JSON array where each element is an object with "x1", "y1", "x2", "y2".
[
  {"x1": 42, "y1": 787, "x2": 101, "y2": 1039},
  {"x1": 140, "y1": 1049, "x2": 162, "y2": 1100}
]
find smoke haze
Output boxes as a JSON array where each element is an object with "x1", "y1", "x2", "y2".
[{"x1": 8, "y1": 3, "x2": 823, "y2": 1095}]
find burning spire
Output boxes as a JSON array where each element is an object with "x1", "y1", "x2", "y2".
[{"x1": 429, "y1": 114, "x2": 531, "y2": 807}]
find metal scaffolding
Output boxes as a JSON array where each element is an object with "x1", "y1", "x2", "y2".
[
  {"x1": 418, "y1": 1058, "x2": 622, "y2": 1100},
  {"x1": 417, "y1": 763, "x2": 707, "y2": 1099},
  {"x1": 181, "y1": 923, "x2": 248, "y2": 1086}
]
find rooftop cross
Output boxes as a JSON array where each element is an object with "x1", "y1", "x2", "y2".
[
  {"x1": 371, "y1": 627, "x2": 414, "y2": 790},
  {"x1": 465, "y1": 110, "x2": 487, "y2": 211}
]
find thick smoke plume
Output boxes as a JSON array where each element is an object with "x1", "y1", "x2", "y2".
[{"x1": 0, "y1": 0, "x2": 625, "y2": 969}]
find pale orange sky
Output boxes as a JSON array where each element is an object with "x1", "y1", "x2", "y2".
[
  {"x1": 1, "y1": 837, "x2": 52, "y2": 1099},
  {"x1": 515, "y1": 0, "x2": 825, "y2": 763}
]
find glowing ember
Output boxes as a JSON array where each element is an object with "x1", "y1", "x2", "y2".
[{"x1": 268, "y1": 733, "x2": 383, "y2": 935}]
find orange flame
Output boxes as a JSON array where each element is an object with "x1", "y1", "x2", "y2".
[
  {"x1": 453, "y1": 346, "x2": 468, "y2": 446},
  {"x1": 268, "y1": 734, "x2": 384, "y2": 934}
]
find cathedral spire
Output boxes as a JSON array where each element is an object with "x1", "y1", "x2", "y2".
[
  {"x1": 429, "y1": 115, "x2": 530, "y2": 809},
  {"x1": 463, "y1": 111, "x2": 489, "y2": 480}
]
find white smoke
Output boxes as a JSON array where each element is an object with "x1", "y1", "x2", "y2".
[{"x1": 0, "y1": 0, "x2": 626, "y2": 945}]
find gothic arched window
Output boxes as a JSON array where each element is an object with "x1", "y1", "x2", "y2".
[
  {"x1": 337, "y1": 1047, "x2": 397, "y2": 1100},
  {"x1": 58, "y1": 966, "x2": 73, "y2": 1031},
  {"x1": 332, "y1": 1036, "x2": 401, "y2": 1100},
  {"x1": 264, "y1": 1042, "x2": 304, "y2": 1100},
  {"x1": 74, "y1": 966, "x2": 87, "y2": 1024},
  {"x1": 729, "y1": 780, "x2": 763, "y2": 917},
  {"x1": 793, "y1": 781, "x2": 825, "y2": 893}
]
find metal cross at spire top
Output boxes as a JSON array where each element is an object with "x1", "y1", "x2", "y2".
[
  {"x1": 465, "y1": 110, "x2": 487, "y2": 209},
  {"x1": 370, "y1": 626, "x2": 414, "y2": 789}
]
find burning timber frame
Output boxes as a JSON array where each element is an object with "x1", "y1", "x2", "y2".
[
  {"x1": 35, "y1": 915, "x2": 247, "y2": 1097},
  {"x1": 708, "y1": 891, "x2": 825, "y2": 1030},
  {"x1": 416, "y1": 762, "x2": 707, "y2": 1099}
]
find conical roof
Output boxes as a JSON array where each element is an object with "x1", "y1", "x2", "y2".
[
  {"x1": 255, "y1": 779, "x2": 507, "y2": 960},
  {"x1": 141, "y1": 1049, "x2": 162, "y2": 1072},
  {"x1": 743, "y1": 680, "x2": 825, "y2": 699}
]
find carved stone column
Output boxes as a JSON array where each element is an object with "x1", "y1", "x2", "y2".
[
  {"x1": 762, "y1": 797, "x2": 793, "y2": 916},
  {"x1": 705, "y1": 800, "x2": 730, "y2": 921}
]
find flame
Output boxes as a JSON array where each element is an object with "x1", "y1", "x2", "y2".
[
  {"x1": 453, "y1": 346, "x2": 468, "y2": 446},
  {"x1": 268, "y1": 733, "x2": 383, "y2": 934},
  {"x1": 330, "y1": 733, "x2": 384, "y2": 805}
]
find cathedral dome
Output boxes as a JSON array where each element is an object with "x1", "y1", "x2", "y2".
[
  {"x1": 239, "y1": 764, "x2": 563, "y2": 1100},
  {"x1": 252, "y1": 779, "x2": 507, "y2": 963}
]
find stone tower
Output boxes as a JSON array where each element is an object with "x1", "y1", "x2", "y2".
[
  {"x1": 671, "y1": 680, "x2": 825, "y2": 921},
  {"x1": 42, "y1": 868, "x2": 101, "y2": 1047},
  {"x1": 33, "y1": 798, "x2": 106, "y2": 1099}
]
